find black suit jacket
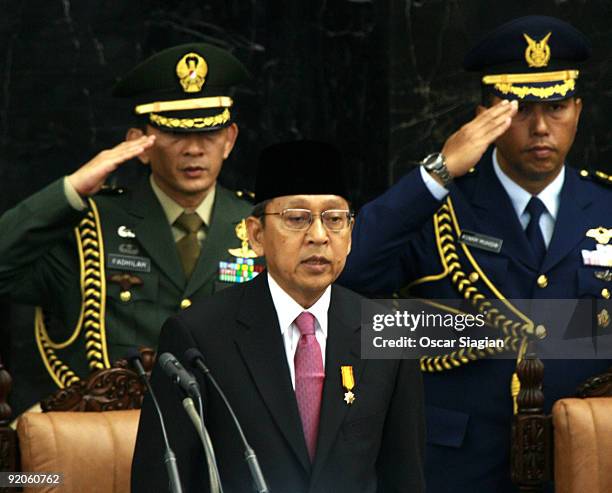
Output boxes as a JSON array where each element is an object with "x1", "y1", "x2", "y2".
[{"x1": 131, "y1": 273, "x2": 424, "y2": 493}]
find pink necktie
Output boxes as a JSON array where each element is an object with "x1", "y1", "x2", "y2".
[{"x1": 294, "y1": 311, "x2": 325, "y2": 462}]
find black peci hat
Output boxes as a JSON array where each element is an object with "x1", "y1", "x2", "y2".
[
  {"x1": 254, "y1": 141, "x2": 349, "y2": 203},
  {"x1": 113, "y1": 43, "x2": 249, "y2": 132},
  {"x1": 464, "y1": 16, "x2": 590, "y2": 102}
]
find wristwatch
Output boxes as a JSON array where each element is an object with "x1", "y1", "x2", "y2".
[{"x1": 421, "y1": 152, "x2": 453, "y2": 186}]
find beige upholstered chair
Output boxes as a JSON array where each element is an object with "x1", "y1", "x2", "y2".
[
  {"x1": 0, "y1": 348, "x2": 154, "y2": 493},
  {"x1": 511, "y1": 354, "x2": 612, "y2": 493},
  {"x1": 17, "y1": 410, "x2": 140, "y2": 493},
  {"x1": 553, "y1": 397, "x2": 612, "y2": 493}
]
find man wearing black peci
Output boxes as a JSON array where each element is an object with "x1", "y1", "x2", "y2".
[{"x1": 131, "y1": 140, "x2": 425, "y2": 492}]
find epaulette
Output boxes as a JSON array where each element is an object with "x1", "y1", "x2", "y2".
[
  {"x1": 235, "y1": 189, "x2": 256, "y2": 202},
  {"x1": 579, "y1": 168, "x2": 612, "y2": 187},
  {"x1": 96, "y1": 185, "x2": 127, "y2": 196}
]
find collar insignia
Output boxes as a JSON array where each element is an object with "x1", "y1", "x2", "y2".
[
  {"x1": 176, "y1": 52, "x2": 208, "y2": 93},
  {"x1": 117, "y1": 225, "x2": 136, "y2": 238},
  {"x1": 523, "y1": 32, "x2": 552, "y2": 67}
]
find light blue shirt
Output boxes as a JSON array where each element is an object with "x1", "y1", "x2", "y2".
[
  {"x1": 420, "y1": 148, "x2": 564, "y2": 247},
  {"x1": 491, "y1": 148, "x2": 563, "y2": 247}
]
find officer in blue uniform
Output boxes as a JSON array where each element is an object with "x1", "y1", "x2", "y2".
[{"x1": 339, "y1": 16, "x2": 612, "y2": 493}]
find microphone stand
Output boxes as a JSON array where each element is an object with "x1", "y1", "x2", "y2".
[
  {"x1": 128, "y1": 351, "x2": 183, "y2": 493},
  {"x1": 186, "y1": 349, "x2": 270, "y2": 493},
  {"x1": 182, "y1": 396, "x2": 223, "y2": 493},
  {"x1": 158, "y1": 352, "x2": 223, "y2": 493}
]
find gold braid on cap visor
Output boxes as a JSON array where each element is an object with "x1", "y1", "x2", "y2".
[
  {"x1": 482, "y1": 70, "x2": 579, "y2": 99},
  {"x1": 134, "y1": 96, "x2": 233, "y2": 129},
  {"x1": 149, "y1": 108, "x2": 231, "y2": 129}
]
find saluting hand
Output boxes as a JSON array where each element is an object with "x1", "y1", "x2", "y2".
[
  {"x1": 67, "y1": 135, "x2": 156, "y2": 197},
  {"x1": 442, "y1": 99, "x2": 518, "y2": 179}
]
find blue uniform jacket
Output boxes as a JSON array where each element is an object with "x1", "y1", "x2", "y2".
[{"x1": 339, "y1": 148, "x2": 612, "y2": 493}]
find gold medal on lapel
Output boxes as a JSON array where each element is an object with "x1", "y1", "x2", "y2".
[{"x1": 341, "y1": 365, "x2": 356, "y2": 405}]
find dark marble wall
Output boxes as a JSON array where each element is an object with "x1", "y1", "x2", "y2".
[
  {"x1": 1, "y1": 1, "x2": 610, "y2": 211},
  {"x1": 1, "y1": 1, "x2": 611, "y2": 412},
  {"x1": 389, "y1": 0, "x2": 612, "y2": 190},
  {"x1": 0, "y1": 0, "x2": 387, "y2": 211}
]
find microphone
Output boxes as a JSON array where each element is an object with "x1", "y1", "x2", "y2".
[
  {"x1": 185, "y1": 348, "x2": 270, "y2": 493},
  {"x1": 159, "y1": 352, "x2": 201, "y2": 399},
  {"x1": 157, "y1": 352, "x2": 222, "y2": 492},
  {"x1": 126, "y1": 348, "x2": 183, "y2": 493}
]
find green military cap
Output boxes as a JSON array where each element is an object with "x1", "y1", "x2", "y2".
[{"x1": 112, "y1": 43, "x2": 249, "y2": 132}]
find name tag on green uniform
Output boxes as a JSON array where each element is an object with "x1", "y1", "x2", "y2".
[
  {"x1": 459, "y1": 230, "x2": 503, "y2": 253},
  {"x1": 107, "y1": 254, "x2": 151, "y2": 273}
]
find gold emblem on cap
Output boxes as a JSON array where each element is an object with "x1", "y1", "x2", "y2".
[
  {"x1": 586, "y1": 227, "x2": 612, "y2": 245},
  {"x1": 598, "y1": 309, "x2": 610, "y2": 329},
  {"x1": 228, "y1": 219, "x2": 258, "y2": 258},
  {"x1": 176, "y1": 52, "x2": 208, "y2": 93},
  {"x1": 341, "y1": 365, "x2": 356, "y2": 405},
  {"x1": 524, "y1": 32, "x2": 552, "y2": 68}
]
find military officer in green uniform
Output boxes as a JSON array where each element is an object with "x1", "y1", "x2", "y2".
[{"x1": 0, "y1": 43, "x2": 260, "y2": 391}]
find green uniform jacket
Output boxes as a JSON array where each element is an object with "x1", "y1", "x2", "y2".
[{"x1": 0, "y1": 176, "x2": 252, "y2": 384}]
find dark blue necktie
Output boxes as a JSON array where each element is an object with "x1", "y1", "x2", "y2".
[{"x1": 525, "y1": 197, "x2": 547, "y2": 267}]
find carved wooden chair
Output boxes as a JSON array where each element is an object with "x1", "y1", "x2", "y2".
[
  {"x1": 511, "y1": 352, "x2": 612, "y2": 493},
  {"x1": 0, "y1": 348, "x2": 154, "y2": 493}
]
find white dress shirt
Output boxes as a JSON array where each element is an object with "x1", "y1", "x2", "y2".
[
  {"x1": 267, "y1": 273, "x2": 330, "y2": 389},
  {"x1": 420, "y1": 148, "x2": 565, "y2": 247}
]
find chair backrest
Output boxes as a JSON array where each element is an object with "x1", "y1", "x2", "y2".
[
  {"x1": 553, "y1": 397, "x2": 612, "y2": 493},
  {"x1": 0, "y1": 348, "x2": 154, "y2": 493},
  {"x1": 17, "y1": 410, "x2": 140, "y2": 493},
  {"x1": 511, "y1": 352, "x2": 612, "y2": 493}
]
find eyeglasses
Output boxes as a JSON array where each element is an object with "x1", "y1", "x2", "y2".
[{"x1": 262, "y1": 209, "x2": 354, "y2": 231}]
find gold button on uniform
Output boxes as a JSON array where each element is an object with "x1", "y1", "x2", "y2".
[
  {"x1": 537, "y1": 275, "x2": 548, "y2": 288},
  {"x1": 535, "y1": 325, "x2": 547, "y2": 339},
  {"x1": 469, "y1": 272, "x2": 480, "y2": 283},
  {"x1": 120, "y1": 290, "x2": 131, "y2": 302},
  {"x1": 602, "y1": 288, "x2": 611, "y2": 300},
  {"x1": 580, "y1": 169, "x2": 589, "y2": 177},
  {"x1": 180, "y1": 298, "x2": 192, "y2": 309}
]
